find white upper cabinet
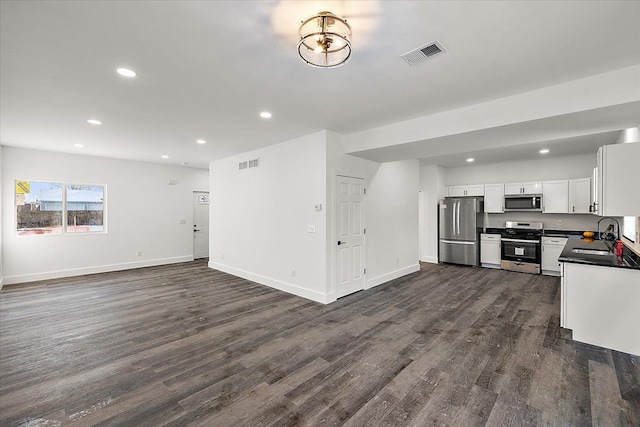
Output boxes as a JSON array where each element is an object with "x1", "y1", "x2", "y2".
[
  {"x1": 505, "y1": 181, "x2": 542, "y2": 195},
  {"x1": 569, "y1": 177, "x2": 591, "y2": 214},
  {"x1": 543, "y1": 180, "x2": 569, "y2": 213},
  {"x1": 484, "y1": 184, "x2": 505, "y2": 213},
  {"x1": 447, "y1": 184, "x2": 484, "y2": 197},
  {"x1": 596, "y1": 143, "x2": 640, "y2": 216}
]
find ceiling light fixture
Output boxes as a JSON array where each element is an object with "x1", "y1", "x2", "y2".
[
  {"x1": 161, "y1": 155, "x2": 169, "y2": 159},
  {"x1": 74, "y1": 143, "x2": 84, "y2": 148},
  {"x1": 196, "y1": 139, "x2": 206, "y2": 144},
  {"x1": 260, "y1": 112, "x2": 272, "y2": 119},
  {"x1": 116, "y1": 67, "x2": 137, "y2": 78},
  {"x1": 87, "y1": 119, "x2": 102, "y2": 125},
  {"x1": 298, "y1": 11, "x2": 352, "y2": 68},
  {"x1": 467, "y1": 158, "x2": 475, "y2": 162},
  {"x1": 539, "y1": 149, "x2": 550, "y2": 154}
]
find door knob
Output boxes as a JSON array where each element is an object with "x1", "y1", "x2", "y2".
[{"x1": 337, "y1": 240, "x2": 345, "y2": 245}]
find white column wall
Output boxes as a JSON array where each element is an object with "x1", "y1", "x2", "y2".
[
  {"x1": 208, "y1": 132, "x2": 329, "y2": 303},
  {"x1": 1, "y1": 147, "x2": 209, "y2": 284},
  {"x1": 0, "y1": 146, "x2": 3, "y2": 290},
  {"x1": 419, "y1": 164, "x2": 447, "y2": 263},
  {"x1": 365, "y1": 159, "x2": 420, "y2": 288}
]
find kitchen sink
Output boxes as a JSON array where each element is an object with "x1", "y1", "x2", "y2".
[{"x1": 572, "y1": 248, "x2": 611, "y2": 256}]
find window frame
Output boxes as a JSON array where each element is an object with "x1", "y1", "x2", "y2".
[{"x1": 15, "y1": 179, "x2": 107, "y2": 237}]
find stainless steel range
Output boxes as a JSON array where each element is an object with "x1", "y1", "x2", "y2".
[{"x1": 501, "y1": 221, "x2": 543, "y2": 274}]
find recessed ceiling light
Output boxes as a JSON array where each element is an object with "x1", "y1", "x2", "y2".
[
  {"x1": 260, "y1": 111, "x2": 272, "y2": 119},
  {"x1": 466, "y1": 158, "x2": 475, "y2": 162},
  {"x1": 87, "y1": 119, "x2": 102, "y2": 125},
  {"x1": 196, "y1": 139, "x2": 206, "y2": 144},
  {"x1": 161, "y1": 155, "x2": 169, "y2": 159},
  {"x1": 117, "y1": 67, "x2": 137, "y2": 77},
  {"x1": 539, "y1": 149, "x2": 550, "y2": 154},
  {"x1": 74, "y1": 143, "x2": 84, "y2": 148}
]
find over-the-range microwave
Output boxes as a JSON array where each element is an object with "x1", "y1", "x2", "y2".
[{"x1": 504, "y1": 194, "x2": 543, "y2": 212}]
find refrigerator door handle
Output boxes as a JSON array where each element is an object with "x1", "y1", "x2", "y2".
[
  {"x1": 452, "y1": 201, "x2": 456, "y2": 236},
  {"x1": 441, "y1": 240, "x2": 475, "y2": 245},
  {"x1": 456, "y1": 201, "x2": 460, "y2": 237}
]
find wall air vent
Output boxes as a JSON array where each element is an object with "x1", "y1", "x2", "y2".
[
  {"x1": 239, "y1": 161, "x2": 248, "y2": 170},
  {"x1": 400, "y1": 41, "x2": 446, "y2": 66},
  {"x1": 248, "y1": 158, "x2": 260, "y2": 168}
]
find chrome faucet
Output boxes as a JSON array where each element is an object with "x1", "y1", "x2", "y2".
[{"x1": 597, "y1": 217, "x2": 620, "y2": 241}]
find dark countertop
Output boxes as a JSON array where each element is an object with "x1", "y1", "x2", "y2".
[
  {"x1": 558, "y1": 239, "x2": 640, "y2": 270},
  {"x1": 543, "y1": 229, "x2": 590, "y2": 239}
]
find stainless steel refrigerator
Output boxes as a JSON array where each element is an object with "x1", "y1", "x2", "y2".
[{"x1": 439, "y1": 197, "x2": 483, "y2": 266}]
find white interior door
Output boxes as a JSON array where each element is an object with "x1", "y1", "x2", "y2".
[
  {"x1": 335, "y1": 175, "x2": 365, "y2": 298},
  {"x1": 193, "y1": 192, "x2": 209, "y2": 259}
]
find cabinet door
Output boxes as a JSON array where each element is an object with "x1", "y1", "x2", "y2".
[
  {"x1": 570, "y1": 178, "x2": 591, "y2": 214},
  {"x1": 480, "y1": 240, "x2": 501, "y2": 265},
  {"x1": 484, "y1": 184, "x2": 504, "y2": 213},
  {"x1": 542, "y1": 244, "x2": 565, "y2": 274},
  {"x1": 465, "y1": 185, "x2": 485, "y2": 197},
  {"x1": 598, "y1": 143, "x2": 640, "y2": 216},
  {"x1": 504, "y1": 183, "x2": 523, "y2": 195},
  {"x1": 523, "y1": 181, "x2": 542, "y2": 194},
  {"x1": 543, "y1": 180, "x2": 569, "y2": 213},
  {"x1": 448, "y1": 186, "x2": 466, "y2": 197}
]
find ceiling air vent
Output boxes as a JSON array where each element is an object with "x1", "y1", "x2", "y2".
[{"x1": 400, "y1": 41, "x2": 446, "y2": 66}]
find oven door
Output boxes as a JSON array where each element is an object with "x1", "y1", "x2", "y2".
[{"x1": 501, "y1": 238, "x2": 540, "y2": 263}]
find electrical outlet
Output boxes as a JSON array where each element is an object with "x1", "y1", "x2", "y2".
[
  {"x1": 396, "y1": 257, "x2": 399, "y2": 265},
  {"x1": 136, "y1": 250, "x2": 142, "y2": 256},
  {"x1": 179, "y1": 218, "x2": 186, "y2": 224},
  {"x1": 291, "y1": 269, "x2": 296, "y2": 277}
]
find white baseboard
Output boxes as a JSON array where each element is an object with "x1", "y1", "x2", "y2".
[
  {"x1": 209, "y1": 261, "x2": 330, "y2": 304},
  {"x1": 420, "y1": 256, "x2": 439, "y2": 264},
  {"x1": 366, "y1": 263, "x2": 421, "y2": 289},
  {"x1": 2, "y1": 256, "x2": 194, "y2": 285}
]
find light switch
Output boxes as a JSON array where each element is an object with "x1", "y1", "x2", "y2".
[
  {"x1": 314, "y1": 204, "x2": 322, "y2": 211},
  {"x1": 179, "y1": 219, "x2": 186, "y2": 224},
  {"x1": 307, "y1": 225, "x2": 316, "y2": 233}
]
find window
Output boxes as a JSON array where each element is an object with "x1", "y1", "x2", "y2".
[
  {"x1": 16, "y1": 180, "x2": 105, "y2": 236},
  {"x1": 66, "y1": 185, "x2": 105, "y2": 233},
  {"x1": 16, "y1": 181, "x2": 63, "y2": 235},
  {"x1": 623, "y1": 216, "x2": 637, "y2": 243}
]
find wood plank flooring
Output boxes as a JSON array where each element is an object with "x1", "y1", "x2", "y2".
[{"x1": 1, "y1": 260, "x2": 638, "y2": 426}]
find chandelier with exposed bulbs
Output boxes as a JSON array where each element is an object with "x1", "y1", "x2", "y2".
[{"x1": 298, "y1": 11, "x2": 352, "y2": 68}]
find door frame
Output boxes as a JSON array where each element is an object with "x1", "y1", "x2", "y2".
[{"x1": 332, "y1": 173, "x2": 367, "y2": 299}]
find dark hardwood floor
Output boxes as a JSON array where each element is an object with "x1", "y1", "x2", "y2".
[{"x1": 1, "y1": 260, "x2": 638, "y2": 426}]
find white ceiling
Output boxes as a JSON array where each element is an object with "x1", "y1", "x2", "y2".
[{"x1": 1, "y1": 1, "x2": 639, "y2": 169}]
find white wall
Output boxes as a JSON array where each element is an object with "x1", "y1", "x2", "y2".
[
  {"x1": 365, "y1": 159, "x2": 420, "y2": 287},
  {"x1": 419, "y1": 164, "x2": 446, "y2": 263},
  {"x1": 209, "y1": 131, "x2": 421, "y2": 304},
  {"x1": 445, "y1": 153, "x2": 596, "y2": 185},
  {"x1": 209, "y1": 132, "x2": 329, "y2": 303},
  {"x1": 1, "y1": 147, "x2": 208, "y2": 284},
  {"x1": 616, "y1": 126, "x2": 640, "y2": 144}
]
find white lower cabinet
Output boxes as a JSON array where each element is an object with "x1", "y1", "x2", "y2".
[
  {"x1": 480, "y1": 233, "x2": 501, "y2": 268},
  {"x1": 562, "y1": 262, "x2": 640, "y2": 356},
  {"x1": 541, "y1": 236, "x2": 568, "y2": 276}
]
